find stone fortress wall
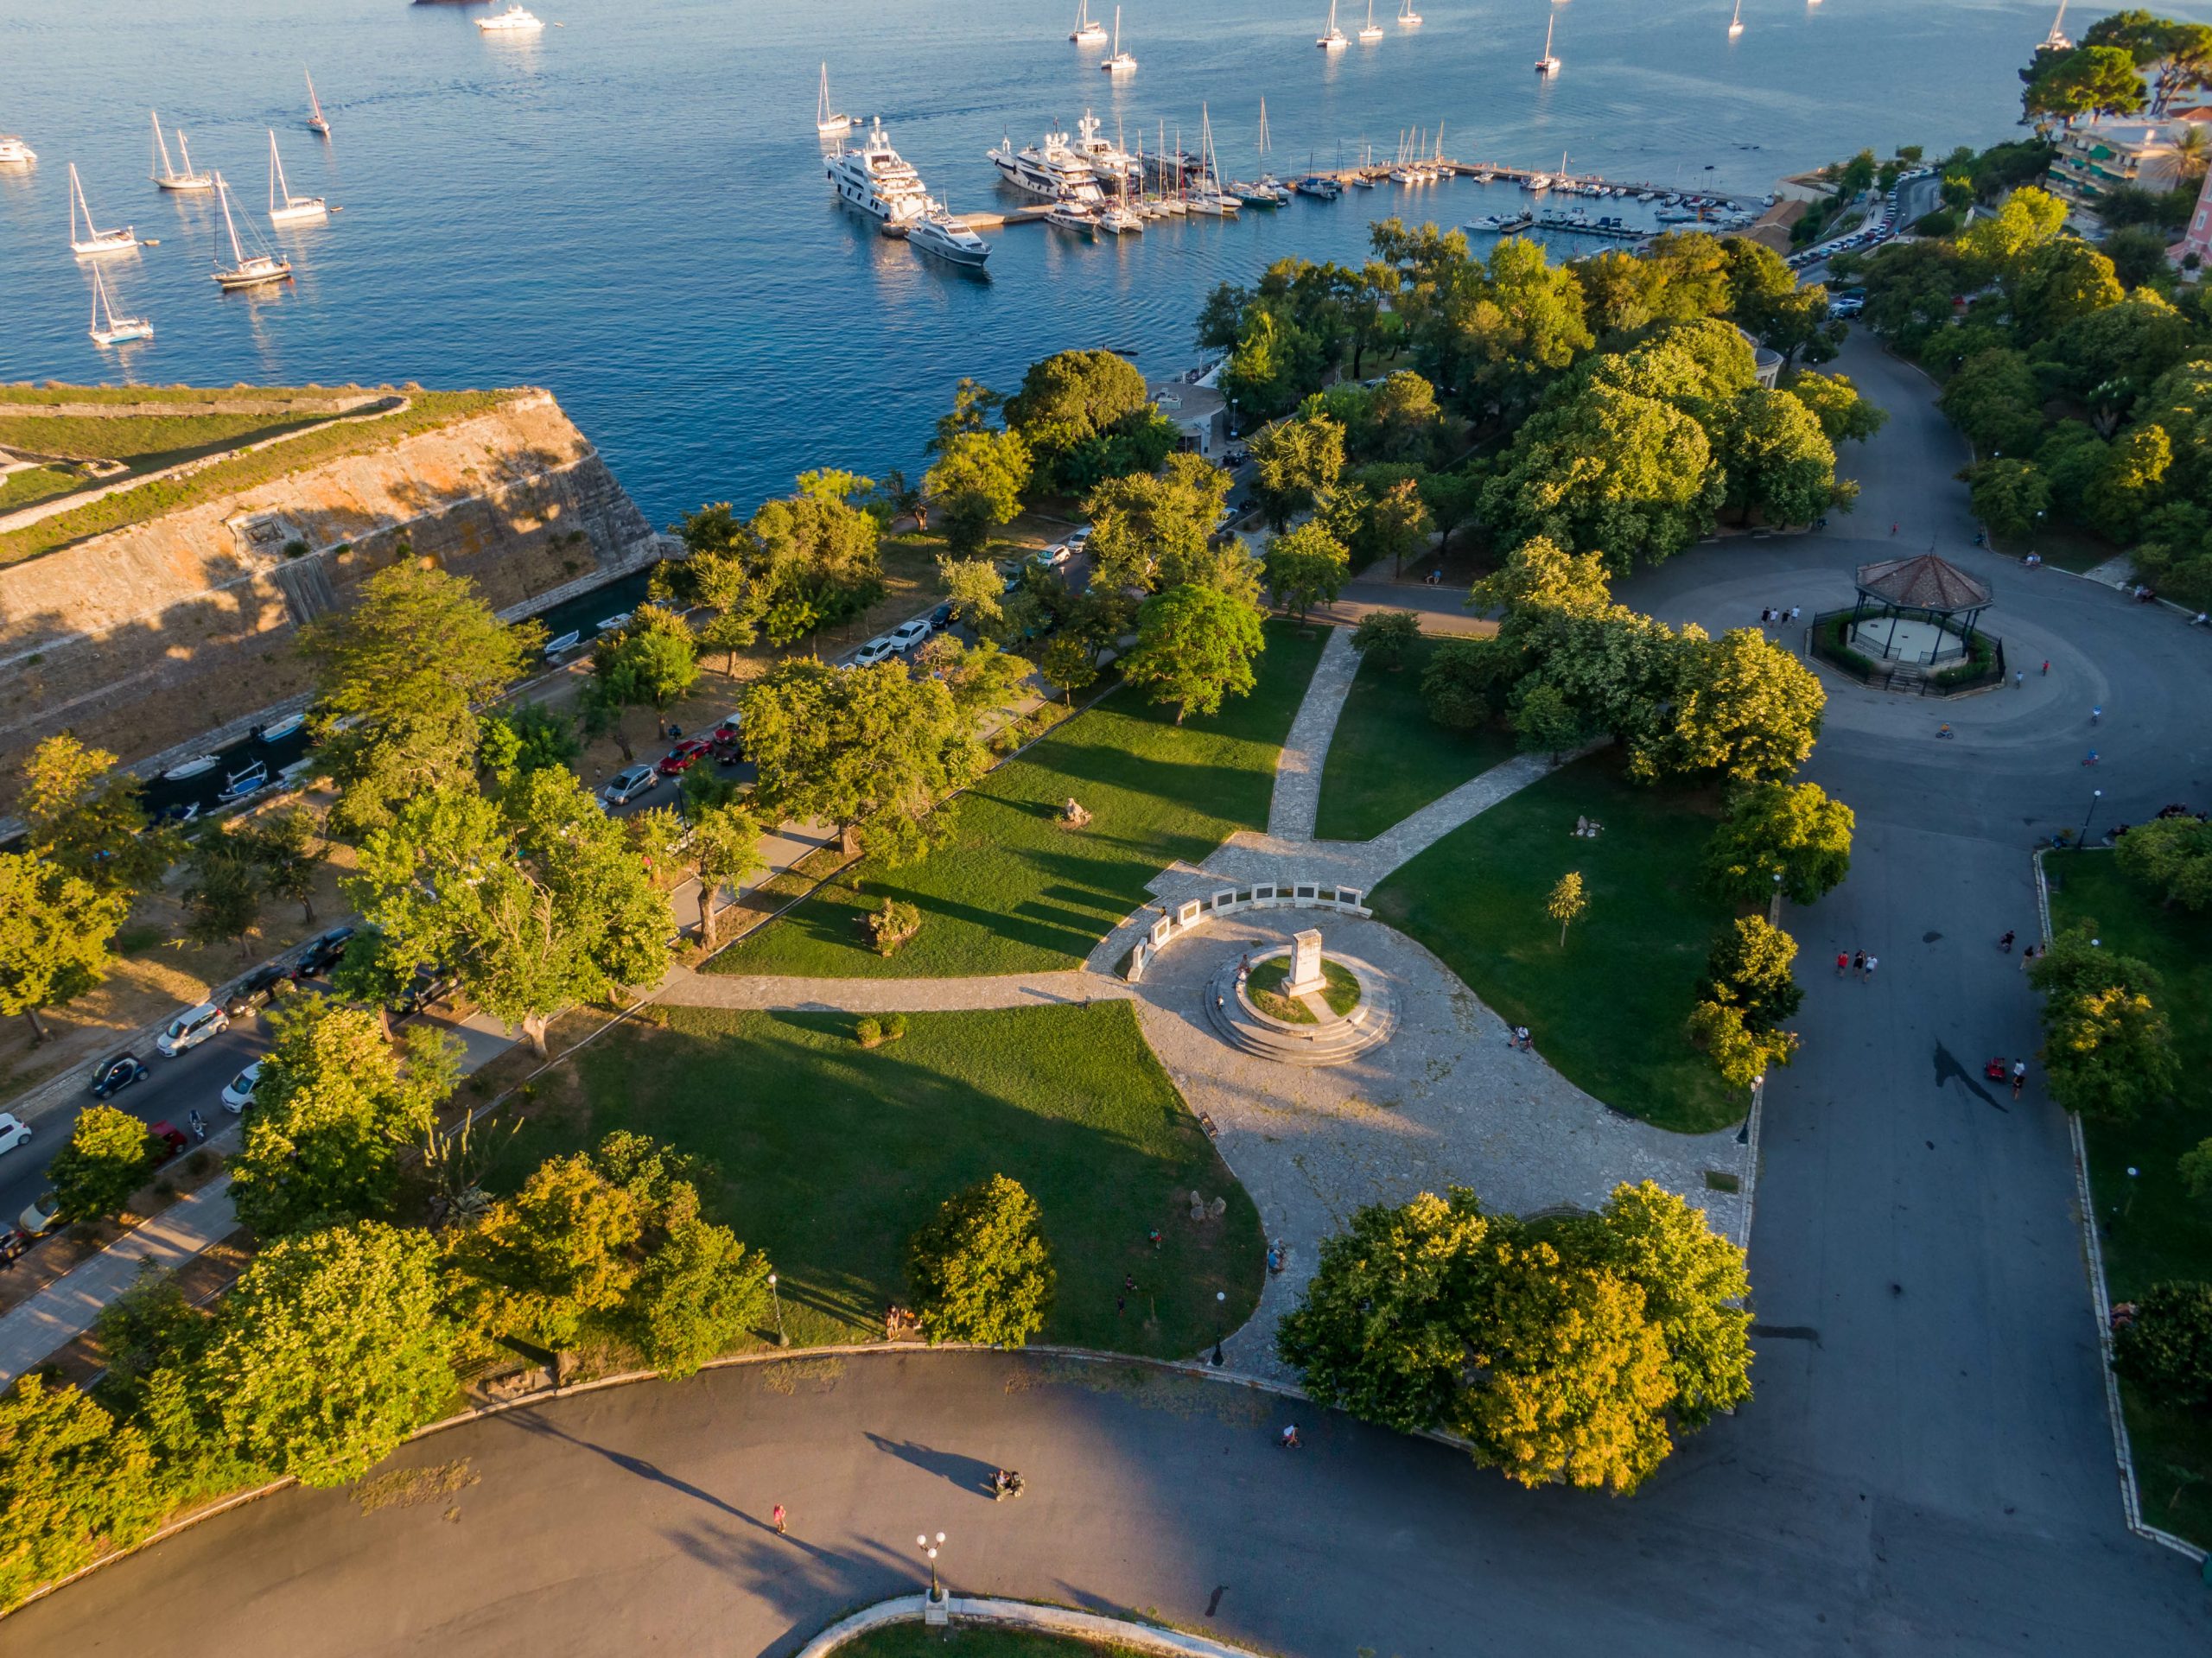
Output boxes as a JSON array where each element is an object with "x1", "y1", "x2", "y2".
[{"x1": 0, "y1": 390, "x2": 660, "y2": 795}]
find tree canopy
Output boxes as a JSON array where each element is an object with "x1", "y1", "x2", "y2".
[
  {"x1": 905, "y1": 1173, "x2": 1056, "y2": 1347},
  {"x1": 1121, "y1": 584, "x2": 1267, "y2": 725}
]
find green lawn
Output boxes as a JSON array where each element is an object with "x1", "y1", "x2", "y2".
[
  {"x1": 2047, "y1": 853, "x2": 2212, "y2": 1548},
  {"x1": 1313, "y1": 636, "x2": 1518, "y2": 842},
  {"x1": 1247, "y1": 956, "x2": 1361, "y2": 1022},
  {"x1": 0, "y1": 466, "x2": 82, "y2": 514},
  {"x1": 709, "y1": 622, "x2": 1329, "y2": 979},
  {"x1": 837, "y1": 1626, "x2": 1143, "y2": 1657},
  {"x1": 0, "y1": 410, "x2": 329, "y2": 467},
  {"x1": 1370, "y1": 751, "x2": 1740, "y2": 1134},
  {"x1": 497, "y1": 1001, "x2": 1262, "y2": 1360}
]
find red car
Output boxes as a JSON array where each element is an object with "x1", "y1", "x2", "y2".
[{"x1": 656, "y1": 739, "x2": 713, "y2": 778}]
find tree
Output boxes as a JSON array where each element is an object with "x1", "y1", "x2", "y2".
[
  {"x1": 300, "y1": 559, "x2": 539, "y2": 835},
  {"x1": 2115, "y1": 813, "x2": 2212, "y2": 909},
  {"x1": 2024, "y1": 44, "x2": 2149, "y2": 123},
  {"x1": 1274, "y1": 1186, "x2": 1499, "y2": 1433},
  {"x1": 235, "y1": 805, "x2": 327, "y2": 926},
  {"x1": 750, "y1": 487, "x2": 887, "y2": 633},
  {"x1": 1039, "y1": 633, "x2": 1098, "y2": 703},
  {"x1": 1458, "y1": 237, "x2": 1596, "y2": 416},
  {"x1": 0, "y1": 1375, "x2": 160, "y2": 1613},
  {"x1": 1955, "y1": 187, "x2": 2070, "y2": 284},
  {"x1": 1420, "y1": 467, "x2": 1483, "y2": 557},
  {"x1": 1262, "y1": 522, "x2": 1351, "y2": 623},
  {"x1": 1719, "y1": 390, "x2": 1845, "y2": 526},
  {"x1": 1002, "y1": 349, "x2": 1174, "y2": 493},
  {"x1": 2010, "y1": 238, "x2": 2125, "y2": 341},
  {"x1": 906, "y1": 1173, "x2": 1055, "y2": 1347},
  {"x1": 1361, "y1": 474, "x2": 1434, "y2": 576},
  {"x1": 931, "y1": 377, "x2": 1004, "y2": 454},
  {"x1": 181, "y1": 833, "x2": 263, "y2": 960},
  {"x1": 1704, "y1": 781, "x2": 1855, "y2": 905},
  {"x1": 0, "y1": 851, "x2": 130, "y2": 1043},
  {"x1": 1121, "y1": 584, "x2": 1266, "y2": 725},
  {"x1": 742, "y1": 658, "x2": 983, "y2": 862},
  {"x1": 1965, "y1": 457, "x2": 2051, "y2": 543},
  {"x1": 1084, "y1": 454, "x2": 1234, "y2": 594},
  {"x1": 690, "y1": 801, "x2": 766, "y2": 952},
  {"x1": 2084, "y1": 422, "x2": 2173, "y2": 542},
  {"x1": 1687, "y1": 999, "x2": 1798, "y2": 1089},
  {"x1": 480, "y1": 703, "x2": 581, "y2": 784},
  {"x1": 48, "y1": 1104, "x2": 158, "y2": 1224},
  {"x1": 1249, "y1": 412, "x2": 1346, "y2": 530},
  {"x1": 1221, "y1": 306, "x2": 1325, "y2": 421},
  {"x1": 1548, "y1": 871, "x2": 1587, "y2": 947},
  {"x1": 200, "y1": 1222, "x2": 457, "y2": 1487},
  {"x1": 448, "y1": 1152, "x2": 642, "y2": 1350},
  {"x1": 1351, "y1": 610, "x2": 1421, "y2": 670},
  {"x1": 1654, "y1": 629, "x2": 1826, "y2": 783},
  {"x1": 1725, "y1": 238, "x2": 1840, "y2": 366},
  {"x1": 1510, "y1": 678, "x2": 1591, "y2": 761},
  {"x1": 1941, "y1": 348, "x2": 2048, "y2": 455},
  {"x1": 589, "y1": 607, "x2": 700, "y2": 755},
  {"x1": 20, "y1": 734, "x2": 167, "y2": 895},
  {"x1": 1704, "y1": 915, "x2": 1803, "y2": 1032},
  {"x1": 925, "y1": 429, "x2": 1032, "y2": 555},
  {"x1": 352, "y1": 768, "x2": 672, "y2": 1058},
  {"x1": 229, "y1": 999, "x2": 455, "y2": 1239},
  {"x1": 1421, "y1": 635, "x2": 1513, "y2": 730},
  {"x1": 626, "y1": 1186, "x2": 772, "y2": 1376},
  {"x1": 1472, "y1": 536, "x2": 1614, "y2": 626},
  {"x1": 2112, "y1": 1280, "x2": 2212, "y2": 1407},
  {"x1": 2028, "y1": 927, "x2": 2181, "y2": 1121},
  {"x1": 935, "y1": 554, "x2": 1009, "y2": 638}
]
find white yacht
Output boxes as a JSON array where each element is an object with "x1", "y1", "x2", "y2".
[
  {"x1": 1358, "y1": 0, "x2": 1384, "y2": 40},
  {"x1": 1728, "y1": 0, "x2": 1745, "y2": 35},
  {"x1": 1101, "y1": 7, "x2": 1136, "y2": 72},
  {"x1": 1398, "y1": 0, "x2": 1422, "y2": 22},
  {"x1": 209, "y1": 171, "x2": 293, "y2": 289},
  {"x1": 1098, "y1": 202, "x2": 1144, "y2": 234},
  {"x1": 149, "y1": 111, "x2": 211, "y2": 192},
  {"x1": 988, "y1": 127, "x2": 1107, "y2": 203},
  {"x1": 1071, "y1": 0, "x2": 1109, "y2": 43},
  {"x1": 476, "y1": 4, "x2": 543, "y2": 31},
  {"x1": 68, "y1": 164, "x2": 137, "y2": 257},
  {"x1": 909, "y1": 202, "x2": 991, "y2": 266},
  {"x1": 266, "y1": 130, "x2": 327, "y2": 225},
  {"x1": 88, "y1": 267, "x2": 153, "y2": 346},
  {"x1": 1318, "y1": 0, "x2": 1349, "y2": 49},
  {"x1": 1070, "y1": 112, "x2": 1139, "y2": 196},
  {"x1": 815, "y1": 63, "x2": 852, "y2": 137},
  {"x1": 827, "y1": 119, "x2": 930, "y2": 225},
  {"x1": 0, "y1": 135, "x2": 33, "y2": 166},
  {"x1": 1046, "y1": 200, "x2": 1097, "y2": 234}
]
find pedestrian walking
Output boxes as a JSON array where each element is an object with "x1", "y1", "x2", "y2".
[
  {"x1": 1280, "y1": 1425, "x2": 1301, "y2": 1450},
  {"x1": 772, "y1": 1504, "x2": 787, "y2": 1535},
  {"x1": 1862, "y1": 953, "x2": 1878, "y2": 983},
  {"x1": 1789, "y1": 605, "x2": 1801, "y2": 623},
  {"x1": 1852, "y1": 949, "x2": 1866, "y2": 978},
  {"x1": 1761, "y1": 607, "x2": 1773, "y2": 625},
  {"x1": 1891, "y1": 522, "x2": 1899, "y2": 536},
  {"x1": 1999, "y1": 930, "x2": 2015, "y2": 953},
  {"x1": 2014, "y1": 670, "x2": 2024, "y2": 689},
  {"x1": 2041, "y1": 659, "x2": 2050, "y2": 676},
  {"x1": 2021, "y1": 943, "x2": 2038, "y2": 971},
  {"x1": 1512, "y1": 1025, "x2": 1533, "y2": 1051},
  {"x1": 1835, "y1": 950, "x2": 1849, "y2": 978},
  {"x1": 2091, "y1": 705, "x2": 2101, "y2": 726},
  {"x1": 2012, "y1": 1059, "x2": 2026, "y2": 1101}
]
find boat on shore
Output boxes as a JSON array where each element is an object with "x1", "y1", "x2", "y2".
[
  {"x1": 88, "y1": 266, "x2": 153, "y2": 346},
  {"x1": 69, "y1": 163, "x2": 137, "y2": 257},
  {"x1": 149, "y1": 111, "x2": 211, "y2": 191}
]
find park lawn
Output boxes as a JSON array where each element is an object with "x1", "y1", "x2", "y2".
[
  {"x1": 493, "y1": 1001, "x2": 1262, "y2": 1361},
  {"x1": 839, "y1": 1627, "x2": 1146, "y2": 1657},
  {"x1": 1313, "y1": 635, "x2": 1519, "y2": 841},
  {"x1": 1370, "y1": 750, "x2": 1741, "y2": 1134},
  {"x1": 0, "y1": 465, "x2": 84, "y2": 514},
  {"x1": 2047, "y1": 853, "x2": 2212, "y2": 1549},
  {"x1": 709, "y1": 622, "x2": 1329, "y2": 978}
]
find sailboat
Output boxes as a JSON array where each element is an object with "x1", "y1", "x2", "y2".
[
  {"x1": 1188, "y1": 105, "x2": 1239, "y2": 213},
  {"x1": 1398, "y1": 0, "x2": 1422, "y2": 23},
  {"x1": 88, "y1": 266, "x2": 153, "y2": 346},
  {"x1": 1535, "y1": 13, "x2": 1561, "y2": 72},
  {"x1": 1071, "y1": 0, "x2": 1109, "y2": 43},
  {"x1": 815, "y1": 64, "x2": 852, "y2": 136},
  {"x1": 1728, "y1": 0, "x2": 1745, "y2": 35},
  {"x1": 149, "y1": 111, "x2": 212, "y2": 192},
  {"x1": 304, "y1": 69, "x2": 331, "y2": 137},
  {"x1": 1318, "y1": 0, "x2": 1348, "y2": 49},
  {"x1": 209, "y1": 172, "x2": 292, "y2": 289},
  {"x1": 1101, "y1": 6, "x2": 1136, "y2": 71},
  {"x1": 2044, "y1": 0, "x2": 2072, "y2": 50},
  {"x1": 1358, "y1": 0, "x2": 1384, "y2": 41},
  {"x1": 267, "y1": 130, "x2": 327, "y2": 226},
  {"x1": 68, "y1": 164, "x2": 137, "y2": 257}
]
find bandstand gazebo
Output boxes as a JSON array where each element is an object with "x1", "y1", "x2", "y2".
[{"x1": 1846, "y1": 554, "x2": 1993, "y2": 666}]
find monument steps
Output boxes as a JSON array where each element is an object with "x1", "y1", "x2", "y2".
[{"x1": 1202, "y1": 957, "x2": 1396, "y2": 1069}]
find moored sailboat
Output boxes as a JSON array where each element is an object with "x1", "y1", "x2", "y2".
[
  {"x1": 1071, "y1": 0, "x2": 1109, "y2": 43},
  {"x1": 815, "y1": 63, "x2": 853, "y2": 137},
  {"x1": 209, "y1": 172, "x2": 293, "y2": 289},
  {"x1": 267, "y1": 130, "x2": 328, "y2": 225},
  {"x1": 1101, "y1": 6, "x2": 1136, "y2": 72},
  {"x1": 149, "y1": 111, "x2": 212, "y2": 192},
  {"x1": 1318, "y1": 0, "x2": 1349, "y2": 49},
  {"x1": 88, "y1": 266, "x2": 153, "y2": 346},
  {"x1": 1535, "y1": 13, "x2": 1561, "y2": 71},
  {"x1": 1358, "y1": 0, "x2": 1384, "y2": 41},
  {"x1": 1728, "y1": 0, "x2": 1745, "y2": 35},
  {"x1": 68, "y1": 164, "x2": 137, "y2": 257},
  {"x1": 304, "y1": 69, "x2": 331, "y2": 136}
]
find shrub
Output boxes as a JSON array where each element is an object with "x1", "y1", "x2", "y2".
[
  {"x1": 2113, "y1": 1281, "x2": 2212, "y2": 1408},
  {"x1": 855, "y1": 1017, "x2": 882, "y2": 1047},
  {"x1": 866, "y1": 897, "x2": 922, "y2": 956},
  {"x1": 1351, "y1": 609, "x2": 1421, "y2": 670},
  {"x1": 2115, "y1": 816, "x2": 2212, "y2": 911}
]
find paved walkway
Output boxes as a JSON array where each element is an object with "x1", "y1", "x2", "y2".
[
  {"x1": 1263, "y1": 626, "x2": 1359, "y2": 842},
  {"x1": 657, "y1": 966, "x2": 1134, "y2": 1013}
]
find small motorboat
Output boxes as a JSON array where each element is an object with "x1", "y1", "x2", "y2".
[
  {"x1": 594, "y1": 612, "x2": 632, "y2": 634},
  {"x1": 543, "y1": 629, "x2": 582, "y2": 658},
  {"x1": 217, "y1": 760, "x2": 270, "y2": 803},
  {"x1": 155, "y1": 801, "x2": 202, "y2": 827},
  {"x1": 255, "y1": 711, "x2": 306, "y2": 743},
  {"x1": 162, "y1": 754, "x2": 221, "y2": 782}
]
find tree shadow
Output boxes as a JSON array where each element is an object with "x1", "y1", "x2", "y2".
[
  {"x1": 499, "y1": 1407, "x2": 766, "y2": 1528},
  {"x1": 863, "y1": 1432, "x2": 1001, "y2": 1496}
]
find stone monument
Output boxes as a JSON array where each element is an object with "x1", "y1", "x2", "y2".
[{"x1": 1284, "y1": 928, "x2": 1325, "y2": 997}]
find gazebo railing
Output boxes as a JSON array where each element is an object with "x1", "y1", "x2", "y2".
[{"x1": 1808, "y1": 607, "x2": 2007, "y2": 696}]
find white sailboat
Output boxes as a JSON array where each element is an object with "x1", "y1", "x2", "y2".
[
  {"x1": 1358, "y1": 0, "x2": 1384, "y2": 41},
  {"x1": 1398, "y1": 0, "x2": 1422, "y2": 24},
  {"x1": 305, "y1": 69, "x2": 331, "y2": 137},
  {"x1": 68, "y1": 164, "x2": 137, "y2": 257},
  {"x1": 815, "y1": 63, "x2": 852, "y2": 137},
  {"x1": 1187, "y1": 105, "x2": 1240, "y2": 213},
  {"x1": 1071, "y1": 0, "x2": 1109, "y2": 43},
  {"x1": 1728, "y1": 0, "x2": 1745, "y2": 35},
  {"x1": 209, "y1": 172, "x2": 293, "y2": 289},
  {"x1": 149, "y1": 111, "x2": 212, "y2": 192},
  {"x1": 1318, "y1": 0, "x2": 1349, "y2": 49},
  {"x1": 1535, "y1": 13, "x2": 1561, "y2": 72},
  {"x1": 2044, "y1": 0, "x2": 2072, "y2": 50},
  {"x1": 88, "y1": 266, "x2": 153, "y2": 346},
  {"x1": 1101, "y1": 6, "x2": 1136, "y2": 72},
  {"x1": 266, "y1": 130, "x2": 327, "y2": 225}
]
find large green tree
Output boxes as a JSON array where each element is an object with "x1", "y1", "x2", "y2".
[
  {"x1": 1002, "y1": 348, "x2": 1176, "y2": 493},
  {"x1": 1249, "y1": 412, "x2": 1347, "y2": 531},
  {"x1": 48, "y1": 1105, "x2": 159, "y2": 1224},
  {"x1": 2115, "y1": 813, "x2": 2212, "y2": 909},
  {"x1": 1704, "y1": 781, "x2": 1855, "y2": 905},
  {"x1": 905, "y1": 1173, "x2": 1056, "y2": 1347},
  {"x1": 1121, "y1": 584, "x2": 1267, "y2": 725},
  {"x1": 1718, "y1": 390, "x2": 1846, "y2": 526},
  {"x1": 19, "y1": 734, "x2": 168, "y2": 896},
  {"x1": 2028, "y1": 926, "x2": 2181, "y2": 1121},
  {"x1": 0, "y1": 1376, "x2": 160, "y2": 1613},
  {"x1": 0, "y1": 851, "x2": 130, "y2": 1043},
  {"x1": 447, "y1": 1151, "x2": 641, "y2": 1350},
  {"x1": 1262, "y1": 521, "x2": 1351, "y2": 623},
  {"x1": 1084, "y1": 452, "x2": 1235, "y2": 594},
  {"x1": 925, "y1": 429, "x2": 1032, "y2": 554},
  {"x1": 587, "y1": 605, "x2": 701, "y2": 759}
]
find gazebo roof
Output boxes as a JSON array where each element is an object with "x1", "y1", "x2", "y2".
[{"x1": 1853, "y1": 554, "x2": 1993, "y2": 612}]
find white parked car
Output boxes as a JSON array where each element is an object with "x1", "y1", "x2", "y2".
[
  {"x1": 19, "y1": 1193, "x2": 59, "y2": 1236},
  {"x1": 0, "y1": 1114, "x2": 30, "y2": 1155},
  {"x1": 888, "y1": 619, "x2": 933, "y2": 654},
  {"x1": 221, "y1": 1061, "x2": 264, "y2": 1115},
  {"x1": 156, "y1": 1002, "x2": 229, "y2": 1058},
  {"x1": 1033, "y1": 543, "x2": 1073, "y2": 568},
  {"x1": 854, "y1": 636, "x2": 899, "y2": 668},
  {"x1": 600, "y1": 764, "x2": 661, "y2": 808},
  {"x1": 1066, "y1": 524, "x2": 1093, "y2": 551}
]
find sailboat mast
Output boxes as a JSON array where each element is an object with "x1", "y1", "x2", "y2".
[{"x1": 217, "y1": 173, "x2": 247, "y2": 264}]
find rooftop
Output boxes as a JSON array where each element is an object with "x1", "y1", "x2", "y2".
[{"x1": 1854, "y1": 553, "x2": 1993, "y2": 612}]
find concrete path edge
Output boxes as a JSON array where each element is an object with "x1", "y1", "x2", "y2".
[{"x1": 795, "y1": 1593, "x2": 1275, "y2": 1658}]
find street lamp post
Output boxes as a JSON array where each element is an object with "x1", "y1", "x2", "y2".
[
  {"x1": 767, "y1": 1272, "x2": 788, "y2": 1347},
  {"x1": 1210, "y1": 1289, "x2": 1226, "y2": 1368},
  {"x1": 918, "y1": 1532, "x2": 946, "y2": 1603},
  {"x1": 1769, "y1": 870, "x2": 1783, "y2": 927},
  {"x1": 2079, "y1": 787, "x2": 2102, "y2": 851}
]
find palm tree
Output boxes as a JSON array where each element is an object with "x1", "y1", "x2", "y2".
[{"x1": 2173, "y1": 123, "x2": 2210, "y2": 185}]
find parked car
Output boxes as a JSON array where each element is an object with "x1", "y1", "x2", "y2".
[
  {"x1": 156, "y1": 1002, "x2": 230, "y2": 1058},
  {"x1": 854, "y1": 635, "x2": 899, "y2": 668},
  {"x1": 19, "y1": 1194, "x2": 59, "y2": 1236},
  {"x1": 888, "y1": 618, "x2": 932, "y2": 654},
  {"x1": 1033, "y1": 543, "x2": 1072, "y2": 568},
  {"x1": 1830, "y1": 295, "x2": 1864, "y2": 318},
  {"x1": 928, "y1": 602, "x2": 955, "y2": 632},
  {"x1": 601, "y1": 764, "x2": 661, "y2": 808},
  {"x1": 656, "y1": 738, "x2": 714, "y2": 778},
  {"x1": 294, "y1": 925, "x2": 356, "y2": 980},
  {"x1": 225, "y1": 962, "x2": 296, "y2": 1017},
  {"x1": 221, "y1": 1061, "x2": 264, "y2": 1115},
  {"x1": 395, "y1": 964, "x2": 457, "y2": 1020},
  {"x1": 0, "y1": 1114, "x2": 30, "y2": 1156},
  {"x1": 1066, "y1": 524, "x2": 1093, "y2": 550},
  {"x1": 90, "y1": 1052, "x2": 148, "y2": 1100},
  {"x1": 148, "y1": 1121, "x2": 190, "y2": 1161}
]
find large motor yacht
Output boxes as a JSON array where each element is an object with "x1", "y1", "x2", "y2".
[
  {"x1": 826, "y1": 118, "x2": 930, "y2": 226},
  {"x1": 908, "y1": 202, "x2": 992, "y2": 267},
  {"x1": 1069, "y1": 112, "x2": 1139, "y2": 197},
  {"x1": 0, "y1": 135, "x2": 34, "y2": 166},
  {"x1": 988, "y1": 127, "x2": 1107, "y2": 204}
]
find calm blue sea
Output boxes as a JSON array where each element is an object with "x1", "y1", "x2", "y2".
[{"x1": 1, "y1": 0, "x2": 2186, "y2": 524}]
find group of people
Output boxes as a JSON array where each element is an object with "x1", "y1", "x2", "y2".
[
  {"x1": 1760, "y1": 605, "x2": 1802, "y2": 626},
  {"x1": 1835, "y1": 950, "x2": 1880, "y2": 982}
]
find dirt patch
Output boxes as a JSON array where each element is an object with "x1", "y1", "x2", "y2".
[
  {"x1": 353, "y1": 1458, "x2": 480, "y2": 1515},
  {"x1": 760, "y1": 1356, "x2": 847, "y2": 1396}
]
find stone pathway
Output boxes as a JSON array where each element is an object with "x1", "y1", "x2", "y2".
[
  {"x1": 655, "y1": 966, "x2": 1133, "y2": 1013},
  {"x1": 1126, "y1": 914, "x2": 1749, "y2": 1382},
  {"x1": 1264, "y1": 627, "x2": 1361, "y2": 842}
]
